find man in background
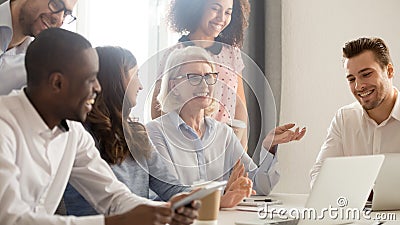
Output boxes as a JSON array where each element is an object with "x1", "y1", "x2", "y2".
[
  {"x1": 0, "y1": 0, "x2": 78, "y2": 95},
  {"x1": 310, "y1": 37, "x2": 400, "y2": 185}
]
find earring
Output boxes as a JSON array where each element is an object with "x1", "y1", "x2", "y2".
[
  {"x1": 170, "y1": 87, "x2": 180, "y2": 97},
  {"x1": 172, "y1": 89, "x2": 180, "y2": 97}
]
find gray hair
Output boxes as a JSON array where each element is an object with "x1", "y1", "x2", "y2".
[{"x1": 157, "y1": 46, "x2": 217, "y2": 114}]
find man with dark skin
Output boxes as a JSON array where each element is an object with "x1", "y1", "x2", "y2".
[{"x1": 0, "y1": 28, "x2": 199, "y2": 225}]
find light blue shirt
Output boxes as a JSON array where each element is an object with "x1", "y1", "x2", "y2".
[
  {"x1": 63, "y1": 121, "x2": 191, "y2": 216},
  {"x1": 146, "y1": 111, "x2": 280, "y2": 195},
  {"x1": 64, "y1": 151, "x2": 190, "y2": 216},
  {"x1": 0, "y1": 1, "x2": 33, "y2": 95}
]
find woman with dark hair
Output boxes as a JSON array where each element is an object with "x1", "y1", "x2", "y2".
[
  {"x1": 151, "y1": 0, "x2": 251, "y2": 148},
  {"x1": 63, "y1": 46, "x2": 190, "y2": 216},
  {"x1": 167, "y1": 0, "x2": 249, "y2": 48}
]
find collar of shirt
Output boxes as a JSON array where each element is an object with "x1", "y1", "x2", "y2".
[
  {"x1": 0, "y1": 0, "x2": 13, "y2": 54},
  {"x1": 178, "y1": 35, "x2": 223, "y2": 55},
  {"x1": 168, "y1": 111, "x2": 215, "y2": 140},
  {"x1": 390, "y1": 87, "x2": 400, "y2": 122},
  {"x1": 17, "y1": 90, "x2": 69, "y2": 140}
]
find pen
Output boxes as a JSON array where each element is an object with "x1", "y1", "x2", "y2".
[
  {"x1": 243, "y1": 198, "x2": 273, "y2": 202},
  {"x1": 254, "y1": 199, "x2": 272, "y2": 202},
  {"x1": 371, "y1": 222, "x2": 385, "y2": 225}
]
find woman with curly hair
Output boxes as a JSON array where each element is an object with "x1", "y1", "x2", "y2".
[
  {"x1": 63, "y1": 46, "x2": 190, "y2": 216},
  {"x1": 151, "y1": 0, "x2": 251, "y2": 148}
]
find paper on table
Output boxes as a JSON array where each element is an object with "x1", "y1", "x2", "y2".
[
  {"x1": 235, "y1": 204, "x2": 287, "y2": 213},
  {"x1": 238, "y1": 200, "x2": 282, "y2": 207}
]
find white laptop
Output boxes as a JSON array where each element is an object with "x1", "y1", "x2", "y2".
[
  {"x1": 235, "y1": 155, "x2": 385, "y2": 225},
  {"x1": 372, "y1": 153, "x2": 400, "y2": 211}
]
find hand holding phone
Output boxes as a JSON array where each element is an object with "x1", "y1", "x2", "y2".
[{"x1": 171, "y1": 181, "x2": 227, "y2": 211}]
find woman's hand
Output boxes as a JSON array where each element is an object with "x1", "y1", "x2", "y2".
[
  {"x1": 225, "y1": 160, "x2": 245, "y2": 192},
  {"x1": 222, "y1": 161, "x2": 256, "y2": 208},
  {"x1": 262, "y1": 123, "x2": 306, "y2": 153},
  {"x1": 222, "y1": 160, "x2": 256, "y2": 208},
  {"x1": 221, "y1": 174, "x2": 256, "y2": 208}
]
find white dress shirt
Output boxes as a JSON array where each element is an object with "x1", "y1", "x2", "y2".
[
  {"x1": 0, "y1": 1, "x2": 32, "y2": 95},
  {"x1": 146, "y1": 111, "x2": 280, "y2": 195},
  {"x1": 310, "y1": 88, "x2": 400, "y2": 186},
  {"x1": 0, "y1": 90, "x2": 156, "y2": 225}
]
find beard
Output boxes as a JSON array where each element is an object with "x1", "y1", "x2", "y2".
[
  {"x1": 360, "y1": 97, "x2": 384, "y2": 111},
  {"x1": 18, "y1": 2, "x2": 37, "y2": 37},
  {"x1": 18, "y1": 3, "x2": 57, "y2": 37},
  {"x1": 357, "y1": 83, "x2": 389, "y2": 111}
]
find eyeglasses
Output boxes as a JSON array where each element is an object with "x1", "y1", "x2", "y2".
[
  {"x1": 48, "y1": 0, "x2": 77, "y2": 24},
  {"x1": 173, "y1": 72, "x2": 219, "y2": 86}
]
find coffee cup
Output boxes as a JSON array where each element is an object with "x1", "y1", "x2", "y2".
[{"x1": 194, "y1": 183, "x2": 222, "y2": 225}]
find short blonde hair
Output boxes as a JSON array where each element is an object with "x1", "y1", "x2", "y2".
[{"x1": 157, "y1": 46, "x2": 218, "y2": 115}]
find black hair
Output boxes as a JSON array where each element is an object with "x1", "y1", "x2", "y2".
[
  {"x1": 25, "y1": 28, "x2": 92, "y2": 86},
  {"x1": 167, "y1": 0, "x2": 250, "y2": 48},
  {"x1": 343, "y1": 37, "x2": 392, "y2": 69}
]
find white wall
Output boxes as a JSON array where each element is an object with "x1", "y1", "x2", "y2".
[
  {"x1": 274, "y1": 0, "x2": 400, "y2": 194},
  {"x1": 72, "y1": 0, "x2": 180, "y2": 122}
]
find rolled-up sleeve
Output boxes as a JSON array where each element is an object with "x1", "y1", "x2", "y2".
[
  {"x1": 252, "y1": 148, "x2": 279, "y2": 195},
  {"x1": 226, "y1": 129, "x2": 279, "y2": 195}
]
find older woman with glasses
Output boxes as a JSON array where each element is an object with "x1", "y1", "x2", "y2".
[
  {"x1": 146, "y1": 46, "x2": 306, "y2": 207},
  {"x1": 150, "y1": 0, "x2": 252, "y2": 149}
]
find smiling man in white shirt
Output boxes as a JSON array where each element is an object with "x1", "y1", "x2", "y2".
[
  {"x1": 0, "y1": 0, "x2": 78, "y2": 95},
  {"x1": 0, "y1": 28, "x2": 199, "y2": 225},
  {"x1": 310, "y1": 37, "x2": 400, "y2": 186}
]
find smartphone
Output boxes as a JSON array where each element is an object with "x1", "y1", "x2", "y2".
[{"x1": 171, "y1": 181, "x2": 227, "y2": 211}]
